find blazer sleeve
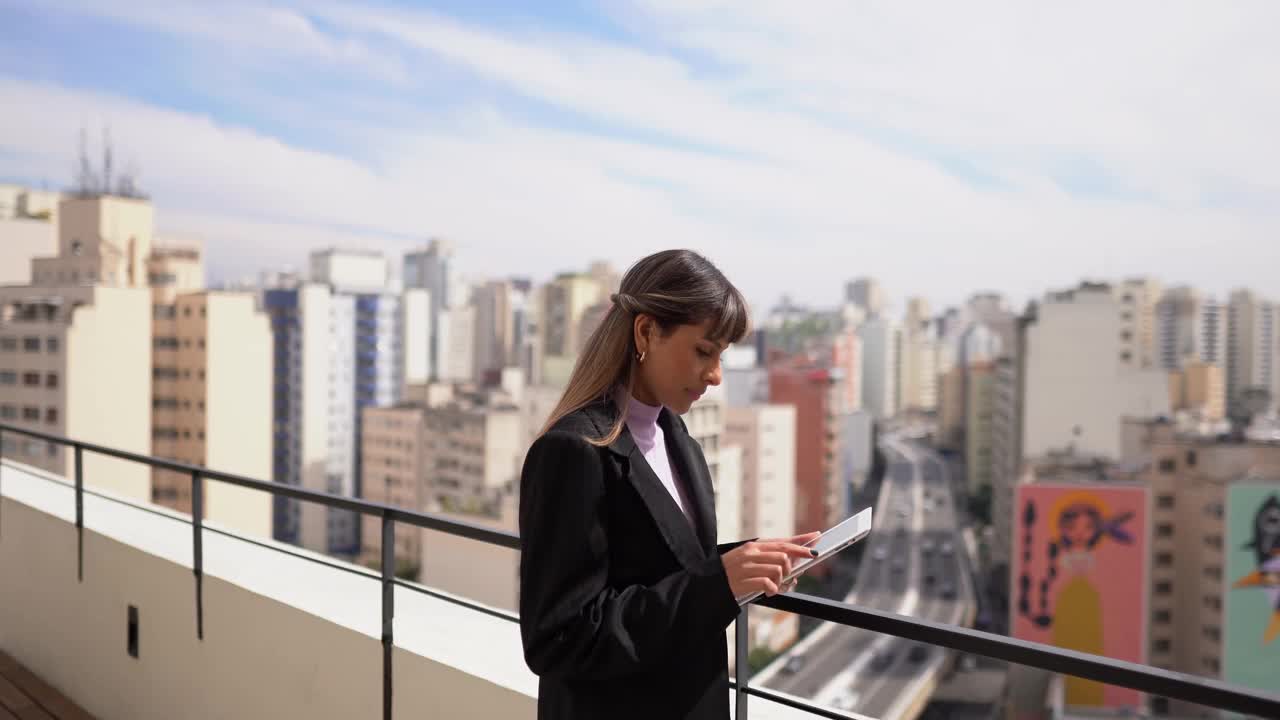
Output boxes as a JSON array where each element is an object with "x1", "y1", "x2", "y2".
[{"x1": 518, "y1": 429, "x2": 740, "y2": 681}]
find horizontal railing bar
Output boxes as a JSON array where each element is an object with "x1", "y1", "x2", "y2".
[
  {"x1": 726, "y1": 681, "x2": 855, "y2": 720},
  {"x1": 757, "y1": 593, "x2": 1280, "y2": 719},
  {"x1": 0, "y1": 422, "x2": 519, "y2": 549},
  {"x1": 392, "y1": 579, "x2": 521, "y2": 625},
  {"x1": 6, "y1": 422, "x2": 1280, "y2": 719}
]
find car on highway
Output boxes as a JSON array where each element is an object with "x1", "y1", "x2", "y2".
[
  {"x1": 941, "y1": 540, "x2": 954, "y2": 556},
  {"x1": 870, "y1": 649, "x2": 895, "y2": 671},
  {"x1": 921, "y1": 539, "x2": 935, "y2": 554},
  {"x1": 831, "y1": 689, "x2": 862, "y2": 713},
  {"x1": 872, "y1": 546, "x2": 888, "y2": 561},
  {"x1": 782, "y1": 654, "x2": 806, "y2": 675},
  {"x1": 907, "y1": 644, "x2": 929, "y2": 664}
]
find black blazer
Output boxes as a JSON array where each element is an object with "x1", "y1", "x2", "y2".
[{"x1": 518, "y1": 397, "x2": 744, "y2": 720}]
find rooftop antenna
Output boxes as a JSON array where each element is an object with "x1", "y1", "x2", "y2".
[{"x1": 102, "y1": 125, "x2": 114, "y2": 196}]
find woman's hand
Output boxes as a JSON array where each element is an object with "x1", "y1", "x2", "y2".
[{"x1": 721, "y1": 532, "x2": 822, "y2": 598}]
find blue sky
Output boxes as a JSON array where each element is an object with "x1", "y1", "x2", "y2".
[{"x1": 2, "y1": 0, "x2": 1278, "y2": 312}]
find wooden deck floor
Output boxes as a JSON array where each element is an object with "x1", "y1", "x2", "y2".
[{"x1": 0, "y1": 651, "x2": 95, "y2": 720}]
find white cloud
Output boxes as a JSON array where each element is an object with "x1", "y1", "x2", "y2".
[{"x1": 1, "y1": 2, "x2": 1277, "y2": 313}]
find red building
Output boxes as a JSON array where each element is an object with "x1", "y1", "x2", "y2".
[{"x1": 769, "y1": 360, "x2": 840, "y2": 541}]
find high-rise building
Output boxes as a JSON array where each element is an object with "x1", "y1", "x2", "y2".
[
  {"x1": 472, "y1": 279, "x2": 515, "y2": 383},
  {"x1": 898, "y1": 322, "x2": 939, "y2": 413},
  {"x1": 1226, "y1": 289, "x2": 1278, "y2": 420},
  {"x1": 724, "y1": 404, "x2": 797, "y2": 542},
  {"x1": 965, "y1": 361, "x2": 997, "y2": 495},
  {"x1": 858, "y1": 317, "x2": 900, "y2": 420},
  {"x1": 539, "y1": 271, "x2": 607, "y2": 388},
  {"x1": 1117, "y1": 277, "x2": 1163, "y2": 371},
  {"x1": 148, "y1": 241, "x2": 272, "y2": 538},
  {"x1": 265, "y1": 278, "x2": 410, "y2": 556},
  {"x1": 403, "y1": 240, "x2": 455, "y2": 381},
  {"x1": 1022, "y1": 283, "x2": 1170, "y2": 460},
  {"x1": 845, "y1": 277, "x2": 885, "y2": 318},
  {"x1": 1156, "y1": 287, "x2": 1226, "y2": 371},
  {"x1": 769, "y1": 361, "x2": 841, "y2": 536},
  {"x1": 439, "y1": 304, "x2": 476, "y2": 384}
]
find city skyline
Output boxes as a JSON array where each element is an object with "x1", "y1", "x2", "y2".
[{"x1": 2, "y1": 2, "x2": 1278, "y2": 312}]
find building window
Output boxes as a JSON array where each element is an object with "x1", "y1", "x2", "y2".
[
  {"x1": 0, "y1": 405, "x2": 14, "y2": 419},
  {"x1": 0, "y1": 337, "x2": 16, "y2": 351},
  {"x1": 22, "y1": 336, "x2": 40, "y2": 352},
  {"x1": 197, "y1": 338, "x2": 205, "y2": 349},
  {"x1": 1157, "y1": 457, "x2": 1176, "y2": 474},
  {"x1": 1153, "y1": 638, "x2": 1171, "y2": 653},
  {"x1": 45, "y1": 373, "x2": 58, "y2": 388},
  {"x1": 1156, "y1": 523, "x2": 1174, "y2": 538},
  {"x1": 1157, "y1": 493, "x2": 1175, "y2": 509},
  {"x1": 0, "y1": 371, "x2": 14, "y2": 385},
  {"x1": 45, "y1": 408, "x2": 58, "y2": 424},
  {"x1": 1120, "y1": 351, "x2": 1133, "y2": 362},
  {"x1": 1203, "y1": 626, "x2": 1221, "y2": 642},
  {"x1": 184, "y1": 307, "x2": 192, "y2": 317},
  {"x1": 1185, "y1": 450, "x2": 1197, "y2": 467},
  {"x1": 1155, "y1": 581, "x2": 1173, "y2": 595},
  {"x1": 1205, "y1": 657, "x2": 1220, "y2": 674},
  {"x1": 1203, "y1": 566, "x2": 1222, "y2": 580},
  {"x1": 22, "y1": 406, "x2": 40, "y2": 421},
  {"x1": 1154, "y1": 610, "x2": 1172, "y2": 624},
  {"x1": 1121, "y1": 330, "x2": 1133, "y2": 341},
  {"x1": 46, "y1": 337, "x2": 60, "y2": 353},
  {"x1": 1155, "y1": 552, "x2": 1173, "y2": 567},
  {"x1": 22, "y1": 372, "x2": 40, "y2": 387}
]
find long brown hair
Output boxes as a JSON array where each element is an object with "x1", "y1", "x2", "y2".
[{"x1": 540, "y1": 249, "x2": 751, "y2": 445}]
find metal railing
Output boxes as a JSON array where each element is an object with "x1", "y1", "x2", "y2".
[{"x1": 2, "y1": 421, "x2": 1279, "y2": 720}]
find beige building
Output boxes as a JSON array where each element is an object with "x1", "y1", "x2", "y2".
[
  {"x1": 539, "y1": 271, "x2": 607, "y2": 388},
  {"x1": 1119, "y1": 277, "x2": 1163, "y2": 371},
  {"x1": 358, "y1": 404, "x2": 430, "y2": 574},
  {"x1": 1168, "y1": 361, "x2": 1227, "y2": 421},
  {"x1": 0, "y1": 286, "x2": 151, "y2": 501},
  {"x1": 31, "y1": 195, "x2": 153, "y2": 289},
  {"x1": 1120, "y1": 419, "x2": 1280, "y2": 715},
  {"x1": 724, "y1": 404, "x2": 797, "y2": 542},
  {"x1": 4, "y1": 195, "x2": 270, "y2": 537},
  {"x1": 359, "y1": 383, "x2": 525, "y2": 570}
]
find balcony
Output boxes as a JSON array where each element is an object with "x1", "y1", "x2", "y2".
[{"x1": 2, "y1": 421, "x2": 1279, "y2": 720}]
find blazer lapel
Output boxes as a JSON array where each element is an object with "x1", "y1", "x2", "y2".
[
  {"x1": 588, "y1": 400, "x2": 706, "y2": 570},
  {"x1": 659, "y1": 409, "x2": 718, "y2": 556}
]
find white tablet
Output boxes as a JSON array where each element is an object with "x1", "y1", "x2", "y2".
[{"x1": 735, "y1": 507, "x2": 874, "y2": 606}]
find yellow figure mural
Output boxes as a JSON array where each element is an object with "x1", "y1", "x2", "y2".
[{"x1": 1017, "y1": 490, "x2": 1136, "y2": 707}]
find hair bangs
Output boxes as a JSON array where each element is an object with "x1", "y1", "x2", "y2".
[{"x1": 706, "y1": 285, "x2": 751, "y2": 346}]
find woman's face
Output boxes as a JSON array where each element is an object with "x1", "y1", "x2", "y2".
[
  {"x1": 1059, "y1": 506, "x2": 1099, "y2": 549},
  {"x1": 633, "y1": 317, "x2": 727, "y2": 414}
]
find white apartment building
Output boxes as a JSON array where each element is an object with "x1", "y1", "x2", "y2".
[
  {"x1": 1156, "y1": 286, "x2": 1226, "y2": 371},
  {"x1": 858, "y1": 316, "x2": 900, "y2": 420},
  {"x1": 1226, "y1": 289, "x2": 1278, "y2": 419},
  {"x1": 1023, "y1": 283, "x2": 1171, "y2": 460},
  {"x1": 724, "y1": 404, "x2": 798, "y2": 542}
]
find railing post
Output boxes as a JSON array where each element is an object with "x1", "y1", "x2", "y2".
[
  {"x1": 75, "y1": 445, "x2": 84, "y2": 582},
  {"x1": 381, "y1": 511, "x2": 395, "y2": 720},
  {"x1": 735, "y1": 606, "x2": 749, "y2": 719},
  {"x1": 191, "y1": 470, "x2": 204, "y2": 641}
]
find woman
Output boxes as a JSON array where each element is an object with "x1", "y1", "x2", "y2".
[{"x1": 519, "y1": 249, "x2": 820, "y2": 719}]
